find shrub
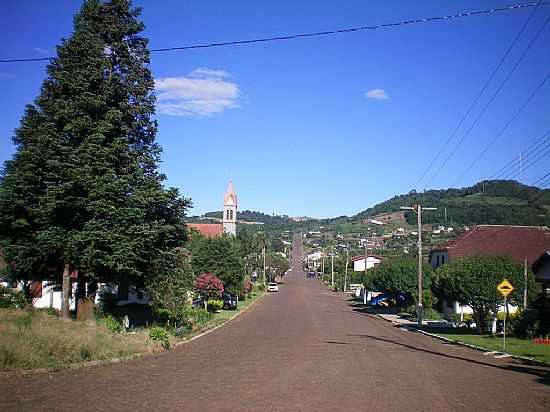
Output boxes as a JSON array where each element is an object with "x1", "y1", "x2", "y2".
[
  {"x1": 104, "y1": 315, "x2": 122, "y2": 333},
  {"x1": 257, "y1": 283, "x2": 265, "y2": 292},
  {"x1": 193, "y1": 273, "x2": 224, "y2": 301},
  {"x1": 207, "y1": 299, "x2": 223, "y2": 312},
  {"x1": 149, "y1": 327, "x2": 170, "y2": 349},
  {"x1": 0, "y1": 286, "x2": 27, "y2": 309}
]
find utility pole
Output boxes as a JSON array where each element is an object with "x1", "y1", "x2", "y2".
[
  {"x1": 262, "y1": 243, "x2": 266, "y2": 287},
  {"x1": 344, "y1": 245, "x2": 349, "y2": 293},
  {"x1": 331, "y1": 247, "x2": 334, "y2": 288},
  {"x1": 523, "y1": 258, "x2": 527, "y2": 310},
  {"x1": 401, "y1": 205, "x2": 437, "y2": 329}
]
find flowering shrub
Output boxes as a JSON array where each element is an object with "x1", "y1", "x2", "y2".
[{"x1": 193, "y1": 273, "x2": 224, "y2": 301}]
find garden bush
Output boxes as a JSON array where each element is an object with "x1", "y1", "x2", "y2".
[
  {"x1": 149, "y1": 327, "x2": 170, "y2": 349},
  {"x1": 104, "y1": 315, "x2": 122, "y2": 333},
  {"x1": 0, "y1": 286, "x2": 27, "y2": 309},
  {"x1": 207, "y1": 299, "x2": 223, "y2": 312}
]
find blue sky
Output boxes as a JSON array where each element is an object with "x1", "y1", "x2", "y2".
[{"x1": 1, "y1": 1, "x2": 549, "y2": 218}]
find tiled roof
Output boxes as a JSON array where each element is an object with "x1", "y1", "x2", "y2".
[
  {"x1": 351, "y1": 255, "x2": 384, "y2": 262},
  {"x1": 431, "y1": 225, "x2": 550, "y2": 267},
  {"x1": 188, "y1": 223, "x2": 224, "y2": 238}
]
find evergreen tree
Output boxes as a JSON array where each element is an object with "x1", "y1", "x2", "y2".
[{"x1": 0, "y1": 0, "x2": 190, "y2": 318}]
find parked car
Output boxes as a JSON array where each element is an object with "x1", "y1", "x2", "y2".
[
  {"x1": 223, "y1": 293, "x2": 238, "y2": 310},
  {"x1": 267, "y1": 282, "x2": 279, "y2": 292}
]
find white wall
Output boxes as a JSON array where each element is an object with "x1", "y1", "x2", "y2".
[{"x1": 353, "y1": 257, "x2": 381, "y2": 272}]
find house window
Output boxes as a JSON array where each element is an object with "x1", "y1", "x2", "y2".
[
  {"x1": 230, "y1": 210, "x2": 233, "y2": 220},
  {"x1": 441, "y1": 255, "x2": 445, "y2": 264}
]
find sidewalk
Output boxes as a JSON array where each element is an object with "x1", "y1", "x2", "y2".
[{"x1": 377, "y1": 313, "x2": 451, "y2": 329}]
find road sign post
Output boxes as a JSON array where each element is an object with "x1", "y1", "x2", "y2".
[{"x1": 497, "y1": 279, "x2": 514, "y2": 352}]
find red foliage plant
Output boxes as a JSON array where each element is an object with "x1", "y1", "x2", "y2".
[
  {"x1": 243, "y1": 280, "x2": 253, "y2": 293},
  {"x1": 193, "y1": 272, "x2": 224, "y2": 301}
]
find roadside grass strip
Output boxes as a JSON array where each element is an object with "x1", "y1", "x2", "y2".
[
  {"x1": 419, "y1": 330, "x2": 550, "y2": 365},
  {"x1": 0, "y1": 291, "x2": 266, "y2": 373}
]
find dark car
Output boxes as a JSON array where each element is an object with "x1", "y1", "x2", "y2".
[{"x1": 223, "y1": 293, "x2": 238, "y2": 310}]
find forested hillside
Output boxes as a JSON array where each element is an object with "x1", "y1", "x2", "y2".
[{"x1": 352, "y1": 180, "x2": 550, "y2": 226}]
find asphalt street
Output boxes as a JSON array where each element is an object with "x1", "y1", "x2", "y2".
[{"x1": 1, "y1": 234, "x2": 549, "y2": 411}]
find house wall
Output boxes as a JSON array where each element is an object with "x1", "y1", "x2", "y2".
[
  {"x1": 28, "y1": 281, "x2": 77, "y2": 311},
  {"x1": 353, "y1": 257, "x2": 381, "y2": 272}
]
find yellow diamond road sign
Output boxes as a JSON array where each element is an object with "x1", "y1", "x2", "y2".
[{"x1": 497, "y1": 279, "x2": 514, "y2": 297}]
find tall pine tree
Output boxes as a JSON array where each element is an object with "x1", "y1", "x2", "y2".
[{"x1": 0, "y1": 0, "x2": 190, "y2": 318}]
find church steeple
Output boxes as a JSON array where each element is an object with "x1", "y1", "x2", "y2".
[{"x1": 222, "y1": 180, "x2": 237, "y2": 236}]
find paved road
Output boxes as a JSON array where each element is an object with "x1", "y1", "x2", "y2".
[{"x1": 1, "y1": 234, "x2": 549, "y2": 411}]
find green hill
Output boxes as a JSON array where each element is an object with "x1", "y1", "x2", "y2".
[{"x1": 352, "y1": 180, "x2": 550, "y2": 227}]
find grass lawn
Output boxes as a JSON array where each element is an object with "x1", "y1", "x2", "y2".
[
  {"x1": 191, "y1": 290, "x2": 265, "y2": 333},
  {"x1": 435, "y1": 331, "x2": 550, "y2": 364},
  {"x1": 0, "y1": 309, "x2": 159, "y2": 371},
  {"x1": 0, "y1": 289, "x2": 266, "y2": 371}
]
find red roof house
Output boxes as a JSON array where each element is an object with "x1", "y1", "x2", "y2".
[
  {"x1": 188, "y1": 223, "x2": 224, "y2": 238},
  {"x1": 429, "y1": 225, "x2": 550, "y2": 268}
]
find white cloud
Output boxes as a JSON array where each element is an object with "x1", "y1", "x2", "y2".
[
  {"x1": 365, "y1": 88, "x2": 389, "y2": 100},
  {"x1": 34, "y1": 47, "x2": 49, "y2": 55},
  {"x1": 154, "y1": 68, "x2": 239, "y2": 117}
]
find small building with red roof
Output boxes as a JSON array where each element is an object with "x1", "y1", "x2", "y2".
[
  {"x1": 188, "y1": 223, "x2": 224, "y2": 239},
  {"x1": 429, "y1": 225, "x2": 550, "y2": 269}
]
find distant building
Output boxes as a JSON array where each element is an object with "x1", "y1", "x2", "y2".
[
  {"x1": 351, "y1": 255, "x2": 383, "y2": 272},
  {"x1": 188, "y1": 223, "x2": 224, "y2": 238},
  {"x1": 187, "y1": 180, "x2": 238, "y2": 238},
  {"x1": 430, "y1": 225, "x2": 550, "y2": 319},
  {"x1": 223, "y1": 180, "x2": 237, "y2": 236},
  {"x1": 429, "y1": 225, "x2": 550, "y2": 269}
]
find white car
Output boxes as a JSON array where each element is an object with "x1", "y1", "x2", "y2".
[{"x1": 267, "y1": 282, "x2": 279, "y2": 292}]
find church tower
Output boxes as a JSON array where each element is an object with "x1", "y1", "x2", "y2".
[{"x1": 223, "y1": 180, "x2": 237, "y2": 236}]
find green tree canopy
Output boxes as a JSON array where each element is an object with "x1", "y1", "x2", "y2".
[
  {"x1": 191, "y1": 236, "x2": 245, "y2": 295},
  {"x1": 435, "y1": 255, "x2": 536, "y2": 334},
  {"x1": 0, "y1": 0, "x2": 190, "y2": 299},
  {"x1": 365, "y1": 257, "x2": 434, "y2": 304}
]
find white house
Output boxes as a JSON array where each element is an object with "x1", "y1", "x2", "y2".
[{"x1": 351, "y1": 255, "x2": 383, "y2": 272}]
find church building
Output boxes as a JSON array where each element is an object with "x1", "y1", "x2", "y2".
[{"x1": 189, "y1": 180, "x2": 238, "y2": 238}]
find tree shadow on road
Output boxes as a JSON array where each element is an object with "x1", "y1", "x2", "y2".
[{"x1": 348, "y1": 333, "x2": 550, "y2": 386}]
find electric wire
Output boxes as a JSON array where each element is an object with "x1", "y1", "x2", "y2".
[
  {"x1": 424, "y1": 12, "x2": 550, "y2": 188},
  {"x1": 453, "y1": 73, "x2": 550, "y2": 186},
  {"x1": 0, "y1": 2, "x2": 548, "y2": 63},
  {"x1": 491, "y1": 129, "x2": 550, "y2": 179},
  {"x1": 413, "y1": 0, "x2": 542, "y2": 190}
]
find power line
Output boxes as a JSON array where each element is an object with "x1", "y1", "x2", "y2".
[
  {"x1": 500, "y1": 138, "x2": 550, "y2": 180},
  {"x1": 491, "y1": 129, "x2": 550, "y2": 179},
  {"x1": 413, "y1": 0, "x2": 542, "y2": 190},
  {"x1": 1, "y1": 2, "x2": 549, "y2": 63},
  {"x1": 532, "y1": 170, "x2": 550, "y2": 186},
  {"x1": 424, "y1": 11, "x2": 550, "y2": 188},
  {"x1": 453, "y1": 73, "x2": 550, "y2": 186}
]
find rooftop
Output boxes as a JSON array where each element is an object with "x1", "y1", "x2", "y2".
[{"x1": 431, "y1": 225, "x2": 550, "y2": 267}]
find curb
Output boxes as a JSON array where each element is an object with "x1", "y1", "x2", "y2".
[
  {"x1": 1, "y1": 292, "x2": 266, "y2": 377},
  {"x1": 418, "y1": 329, "x2": 550, "y2": 367},
  {"x1": 375, "y1": 313, "x2": 549, "y2": 367}
]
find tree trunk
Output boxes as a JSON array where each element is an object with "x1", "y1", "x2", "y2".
[
  {"x1": 474, "y1": 308, "x2": 488, "y2": 335},
  {"x1": 76, "y1": 277, "x2": 96, "y2": 321},
  {"x1": 61, "y1": 264, "x2": 71, "y2": 320}
]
